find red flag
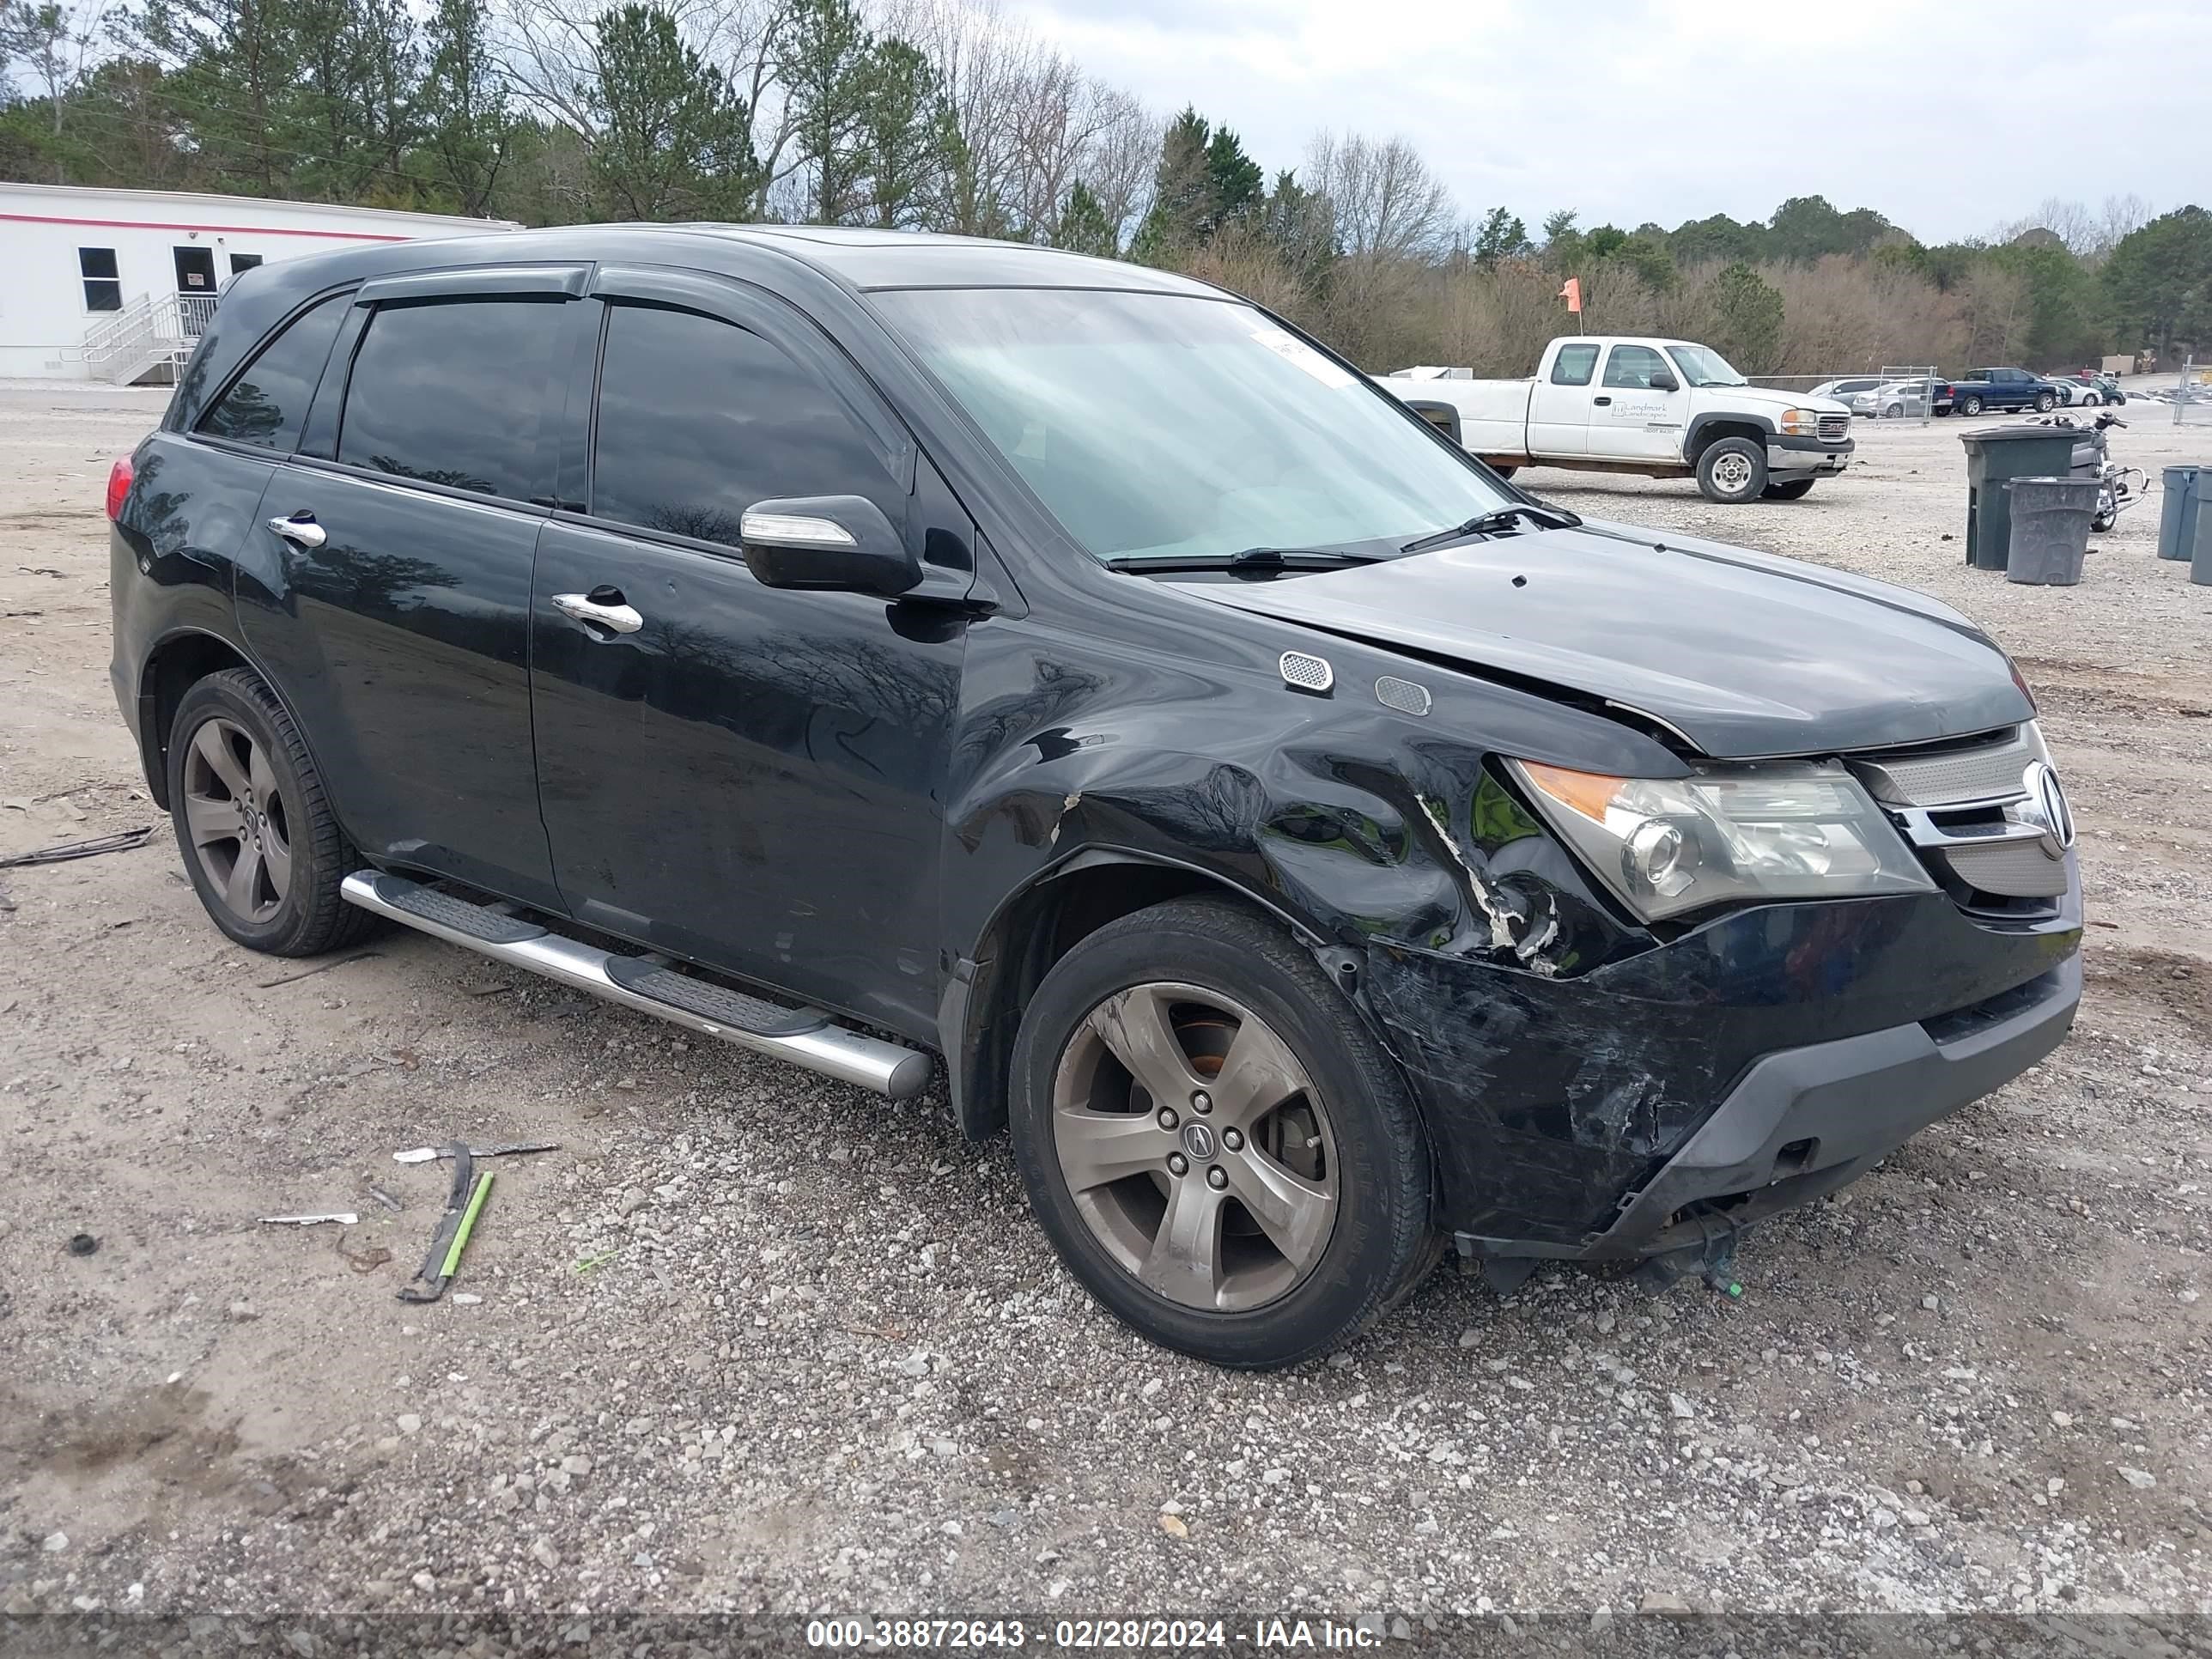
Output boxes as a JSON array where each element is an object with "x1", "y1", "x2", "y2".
[{"x1": 1559, "y1": 276, "x2": 1583, "y2": 313}]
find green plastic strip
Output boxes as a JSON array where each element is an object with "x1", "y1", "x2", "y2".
[{"x1": 438, "y1": 1170, "x2": 494, "y2": 1280}]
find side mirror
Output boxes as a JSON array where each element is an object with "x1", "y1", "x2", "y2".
[
  {"x1": 1647, "y1": 369, "x2": 1680, "y2": 392},
  {"x1": 740, "y1": 495, "x2": 919, "y2": 597}
]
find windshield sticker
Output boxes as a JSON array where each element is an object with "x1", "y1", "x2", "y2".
[{"x1": 1249, "y1": 325, "x2": 1357, "y2": 390}]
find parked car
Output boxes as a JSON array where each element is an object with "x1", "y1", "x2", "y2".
[
  {"x1": 2056, "y1": 374, "x2": 2121, "y2": 407},
  {"x1": 1952, "y1": 367, "x2": 2061, "y2": 416},
  {"x1": 1872, "y1": 378, "x2": 1955, "y2": 418},
  {"x1": 1808, "y1": 377, "x2": 1891, "y2": 404},
  {"x1": 108, "y1": 228, "x2": 2082, "y2": 1368},
  {"x1": 1383, "y1": 337, "x2": 1855, "y2": 502}
]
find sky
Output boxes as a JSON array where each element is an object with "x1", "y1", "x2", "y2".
[{"x1": 1011, "y1": 0, "x2": 2209, "y2": 243}]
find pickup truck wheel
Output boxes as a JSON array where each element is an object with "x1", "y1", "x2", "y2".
[
  {"x1": 2034, "y1": 392, "x2": 2057, "y2": 413},
  {"x1": 1695, "y1": 437, "x2": 1767, "y2": 504},
  {"x1": 1009, "y1": 897, "x2": 1436, "y2": 1369},
  {"x1": 1958, "y1": 393, "x2": 1984, "y2": 416},
  {"x1": 1761, "y1": 478, "x2": 1816, "y2": 501},
  {"x1": 167, "y1": 668, "x2": 376, "y2": 957}
]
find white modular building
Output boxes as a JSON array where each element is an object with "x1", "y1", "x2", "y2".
[{"x1": 0, "y1": 182, "x2": 518, "y2": 383}]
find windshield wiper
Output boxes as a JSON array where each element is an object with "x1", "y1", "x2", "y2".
[
  {"x1": 1103, "y1": 545, "x2": 1386, "y2": 574},
  {"x1": 1400, "y1": 502, "x2": 1582, "y2": 554}
]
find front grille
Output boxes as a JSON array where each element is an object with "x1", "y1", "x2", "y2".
[
  {"x1": 1848, "y1": 726, "x2": 2065, "y2": 908},
  {"x1": 1816, "y1": 413, "x2": 1850, "y2": 442},
  {"x1": 1856, "y1": 726, "x2": 2037, "y2": 806}
]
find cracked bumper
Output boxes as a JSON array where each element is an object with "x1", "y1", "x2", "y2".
[{"x1": 1542, "y1": 953, "x2": 2081, "y2": 1261}]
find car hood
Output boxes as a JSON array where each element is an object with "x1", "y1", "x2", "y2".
[
  {"x1": 1181, "y1": 520, "x2": 2032, "y2": 758},
  {"x1": 1702, "y1": 386, "x2": 1852, "y2": 416}
]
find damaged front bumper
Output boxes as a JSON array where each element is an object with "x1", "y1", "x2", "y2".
[
  {"x1": 1513, "y1": 953, "x2": 2079, "y2": 1263},
  {"x1": 1360, "y1": 865, "x2": 2082, "y2": 1263}
]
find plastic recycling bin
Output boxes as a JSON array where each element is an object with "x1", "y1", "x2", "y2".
[
  {"x1": 1960, "y1": 425, "x2": 2080, "y2": 570},
  {"x1": 2160, "y1": 465, "x2": 2204, "y2": 562},
  {"x1": 2004, "y1": 477, "x2": 2098, "y2": 585},
  {"x1": 2194, "y1": 497, "x2": 2212, "y2": 586}
]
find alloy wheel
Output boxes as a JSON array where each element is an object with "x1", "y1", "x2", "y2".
[
  {"x1": 181, "y1": 716, "x2": 292, "y2": 923},
  {"x1": 1050, "y1": 982, "x2": 1339, "y2": 1313}
]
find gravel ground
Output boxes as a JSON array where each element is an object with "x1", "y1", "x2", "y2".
[{"x1": 1, "y1": 381, "x2": 2209, "y2": 1639}]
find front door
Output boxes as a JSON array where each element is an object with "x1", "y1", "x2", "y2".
[
  {"x1": 529, "y1": 270, "x2": 973, "y2": 1040},
  {"x1": 173, "y1": 246, "x2": 218, "y2": 334},
  {"x1": 235, "y1": 274, "x2": 589, "y2": 908},
  {"x1": 1588, "y1": 343, "x2": 1691, "y2": 461}
]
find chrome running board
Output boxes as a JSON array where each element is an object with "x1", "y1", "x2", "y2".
[{"x1": 340, "y1": 872, "x2": 933, "y2": 1099}]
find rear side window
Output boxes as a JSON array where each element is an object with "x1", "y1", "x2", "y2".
[
  {"x1": 338, "y1": 299, "x2": 567, "y2": 501},
  {"x1": 1603, "y1": 344, "x2": 1669, "y2": 388},
  {"x1": 1550, "y1": 343, "x2": 1598, "y2": 386},
  {"x1": 199, "y1": 294, "x2": 349, "y2": 452},
  {"x1": 590, "y1": 301, "x2": 892, "y2": 549}
]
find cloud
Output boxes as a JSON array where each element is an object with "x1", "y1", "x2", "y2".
[{"x1": 1013, "y1": 0, "x2": 2205, "y2": 240}]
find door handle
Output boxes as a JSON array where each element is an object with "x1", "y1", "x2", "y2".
[
  {"x1": 552, "y1": 592, "x2": 643, "y2": 635},
  {"x1": 1592, "y1": 396, "x2": 1612, "y2": 406},
  {"x1": 267, "y1": 513, "x2": 325, "y2": 549}
]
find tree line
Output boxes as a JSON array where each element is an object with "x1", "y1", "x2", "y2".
[{"x1": 4, "y1": 0, "x2": 2208, "y2": 374}]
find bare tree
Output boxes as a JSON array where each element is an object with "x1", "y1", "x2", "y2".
[
  {"x1": 1, "y1": 0, "x2": 115, "y2": 180},
  {"x1": 1302, "y1": 128, "x2": 1454, "y2": 259}
]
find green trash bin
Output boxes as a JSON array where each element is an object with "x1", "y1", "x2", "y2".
[
  {"x1": 2159, "y1": 465, "x2": 2204, "y2": 562},
  {"x1": 1960, "y1": 425, "x2": 2079, "y2": 570}
]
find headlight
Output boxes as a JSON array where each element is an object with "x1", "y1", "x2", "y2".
[
  {"x1": 1778, "y1": 408, "x2": 1820, "y2": 434},
  {"x1": 1506, "y1": 758, "x2": 1936, "y2": 922}
]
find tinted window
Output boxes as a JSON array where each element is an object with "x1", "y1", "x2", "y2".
[
  {"x1": 80, "y1": 247, "x2": 121, "y2": 312},
  {"x1": 1602, "y1": 344, "x2": 1669, "y2": 388},
  {"x1": 591, "y1": 302, "x2": 892, "y2": 548},
  {"x1": 338, "y1": 299, "x2": 566, "y2": 501},
  {"x1": 200, "y1": 293, "x2": 349, "y2": 452},
  {"x1": 228, "y1": 252, "x2": 264, "y2": 276},
  {"x1": 1551, "y1": 344, "x2": 1599, "y2": 386}
]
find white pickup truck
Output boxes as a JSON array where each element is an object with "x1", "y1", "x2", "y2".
[{"x1": 1382, "y1": 337, "x2": 1854, "y2": 504}]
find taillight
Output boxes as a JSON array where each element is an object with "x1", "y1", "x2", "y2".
[{"x1": 105, "y1": 453, "x2": 134, "y2": 522}]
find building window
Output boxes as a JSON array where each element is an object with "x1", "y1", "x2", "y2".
[
  {"x1": 228, "y1": 252, "x2": 263, "y2": 276},
  {"x1": 80, "y1": 248, "x2": 122, "y2": 312}
]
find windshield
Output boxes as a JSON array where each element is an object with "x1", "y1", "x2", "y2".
[
  {"x1": 1666, "y1": 343, "x2": 1747, "y2": 388},
  {"x1": 872, "y1": 287, "x2": 1513, "y2": 564}
]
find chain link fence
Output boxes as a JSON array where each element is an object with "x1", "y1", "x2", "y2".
[{"x1": 2174, "y1": 358, "x2": 2212, "y2": 425}]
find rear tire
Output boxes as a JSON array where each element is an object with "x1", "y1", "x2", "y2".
[
  {"x1": 167, "y1": 668, "x2": 375, "y2": 957},
  {"x1": 1959, "y1": 394, "x2": 1984, "y2": 416},
  {"x1": 1695, "y1": 436, "x2": 1767, "y2": 504},
  {"x1": 1009, "y1": 897, "x2": 1437, "y2": 1369},
  {"x1": 1761, "y1": 478, "x2": 1816, "y2": 501}
]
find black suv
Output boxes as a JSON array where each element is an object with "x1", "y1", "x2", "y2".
[{"x1": 108, "y1": 227, "x2": 2081, "y2": 1368}]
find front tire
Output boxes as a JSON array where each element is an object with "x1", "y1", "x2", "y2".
[
  {"x1": 1696, "y1": 436, "x2": 1767, "y2": 503},
  {"x1": 1009, "y1": 897, "x2": 1436, "y2": 1369},
  {"x1": 167, "y1": 668, "x2": 375, "y2": 957},
  {"x1": 1761, "y1": 478, "x2": 1816, "y2": 501},
  {"x1": 2034, "y1": 392, "x2": 2057, "y2": 412}
]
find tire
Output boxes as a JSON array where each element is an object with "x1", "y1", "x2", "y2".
[
  {"x1": 1959, "y1": 394, "x2": 1984, "y2": 416},
  {"x1": 2034, "y1": 392, "x2": 2057, "y2": 413},
  {"x1": 1008, "y1": 897, "x2": 1437, "y2": 1369},
  {"x1": 1761, "y1": 478, "x2": 1816, "y2": 501},
  {"x1": 1490, "y1": 464, "x2": 1519, "y2": 479},
  {"x1": 1695, "y1": 436, "x2": 1767, "y2": 504},
  {"x1": 167, "y1": 667, "x2": 376, "y2": 957},
  {"x1": 1883, "y1": 404, "x2": 1905, "y2": 420}
]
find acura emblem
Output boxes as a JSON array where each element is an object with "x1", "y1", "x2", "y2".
[
  {"x1": 2016, "y1": 760, "x2": 2075, "y2": 860},
  {"x1": 1181, "y1": 1121, "x2": 1217, "y2": 1160}
]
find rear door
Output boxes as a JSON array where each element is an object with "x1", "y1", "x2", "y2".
[
  {"x1": 1527, "y1": 341, "x2": 1600, "y2": 457},
  {"x1": 234, "y1": 266, "x2": 592, "y2": 908},
  {"x1": 1588, "y1": 343, "x2": 1690, "y2": 460},
  {"x1": 527, "y1": 267, "x2": 974, "y2": 1039}
]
